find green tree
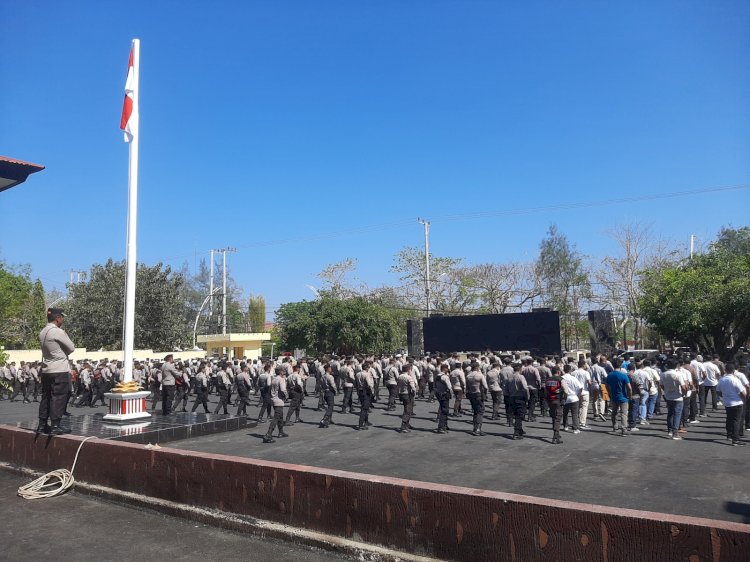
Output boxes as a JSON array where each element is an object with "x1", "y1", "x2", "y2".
[
  {"x1": 65, "y1": 259, "x2": 190, "y2": 351},
  {"x1": 640, "y1": 227, "x2": 750, "y2": 359},
  {"x1": 0, "y1": 262, "x2": 45, "y2": 348},
  {"x1": 276, "y1": 295, "x2": 404, "y2": 355},
  {"x1": 248, "y1": 295, "x2": 266, "y2": 332},
  {"x1": 535, "y1": 224, "x2": 592, "y2": 350}
]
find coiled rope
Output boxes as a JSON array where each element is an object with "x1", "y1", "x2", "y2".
[{"x1": 17, "y1": 436, "x2": 98, "y2": 499}]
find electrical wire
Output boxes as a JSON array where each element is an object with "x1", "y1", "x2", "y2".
[{"x1": 17, "y1": 436, "x2": 97, "y2": 500}]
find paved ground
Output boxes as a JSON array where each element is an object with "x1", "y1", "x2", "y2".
[
  {"x1": 3, "y1": 391, "x2": 749, "y2": 524},
  {"x1": 0, "y1": 469, "x2": 355, "y2": 562}
]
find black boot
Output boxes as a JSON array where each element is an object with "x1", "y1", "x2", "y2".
[
  {"x1": 49, "y1": 419, "x2": 71, "y2": 435},
  {"x1": 36, "y1": 418, "x2": 50, "y2": 434}
]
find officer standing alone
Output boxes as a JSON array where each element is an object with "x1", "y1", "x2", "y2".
[{"x1": 38, "y1": 308, "x2": 75, "y2": 435}]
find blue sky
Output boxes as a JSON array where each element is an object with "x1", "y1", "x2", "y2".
[{"x1": 2, "y1": 1, "x2": 749, "y2": 317}]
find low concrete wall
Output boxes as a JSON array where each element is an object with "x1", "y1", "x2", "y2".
[{"x1": 1, "y1": 425, "x2": 748, "y2": 561}]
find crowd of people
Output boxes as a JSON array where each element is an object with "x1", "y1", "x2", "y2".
[{"x1": 7, "y1": 343, "x2": 750, "y2": 446}]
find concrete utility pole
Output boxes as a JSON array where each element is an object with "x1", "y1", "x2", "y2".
[
  {"x1": 690, "y1": 234, "x2": 695, "y2": 260},
  {"x1": 69, "y1": 270, "x2": 86, "y2": 284},
  {"x1": 209, "y1": 249, "x2": 215, "y2": 324},
  {"x1": 213, "y1": 247, "x2": 236, "y2": 335},
  {"x1": 417, "y1": 218, "x2": 431, "y2": 318}
]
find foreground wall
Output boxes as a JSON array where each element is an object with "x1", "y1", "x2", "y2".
[{"x1": 1, "y1": 425, "x2": 748, "y2": 561}]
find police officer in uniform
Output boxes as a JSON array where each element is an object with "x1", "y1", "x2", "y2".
[
  {"x1": 545, "y1": 365, "x2": 565, "y2": 444},
  {"x1": 159, "y1": 355, "x2": 178, "y2": 415},
  {"x1": 319, "y1": 365, "x2": 337, "y2": 428},
  {"x1": 284, "y1": 365, "x2": 304, "y2": 425},
  {"x1": 257, "y1": 363, "x2": 273, "y2": 422},
  {"x1": 191, "y1": 363, "x2": 211, "y2": 413},
  {"x1": 235, "y1": 365, "x2": 252, "y2": 416},
  {"x1": 396, "y1": 365, "x2": 417, "y2": 433},
  {"x1": 466, "y1": 362, "x2": 489, "y2": 436},
  {"x1": 263, "y1": 367, "x2": 289, "y2": 443},
  {"x1": 38, "y1": 308, "x2": 75, "y2": 435},
  {"x1": 434, "y1": 363, "x2": 453, "y2": 433},
  {"x1": 355, "y1": 363, "x2": 375, "y2": 430}
]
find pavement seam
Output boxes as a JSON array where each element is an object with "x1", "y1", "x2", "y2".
[{"x1": 0, "y1": 462, "x2": 443, "y2": 562}]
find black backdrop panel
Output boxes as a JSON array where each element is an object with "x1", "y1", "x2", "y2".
[{"x1": 422, "y1": 311, "x2": 561, "y2": 355}]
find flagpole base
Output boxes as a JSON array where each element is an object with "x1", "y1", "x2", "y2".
[{"x1": 103, "y1": 391, "x2": 152, "y2": 422}]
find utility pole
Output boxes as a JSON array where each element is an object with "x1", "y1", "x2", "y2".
[
  {"x1": 209, "y1": 249, "x2": 215, "y2": 328},
  {"x1": 417, "y1": 218, "x2": 431, "y2": 317},
  {"x1": 69, "y1": 270, "x2": 86, "y2": 284},
  {"x1": 690, "y1": 234, "x2": 695, "y2": 260},
  {"x1": 213, "y1": 247, "x2": 236, "y2": 335}
]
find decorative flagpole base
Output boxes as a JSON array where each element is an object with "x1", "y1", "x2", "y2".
[{"x1": 103, "y1": 391, "x2": 152, "y2": 422}]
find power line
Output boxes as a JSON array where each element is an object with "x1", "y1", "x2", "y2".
[{"x1": 151, "y1": 182, "x2": 750, "y2": 262}]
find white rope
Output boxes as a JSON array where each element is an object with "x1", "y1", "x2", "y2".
[{"x1": 17, "y1": 436, "x2": 98, "y2": 499}]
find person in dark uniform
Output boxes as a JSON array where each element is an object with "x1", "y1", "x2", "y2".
[
  {"x1": 506, "y1": 363, "x2": 530, "y2": 439},
  {"x1": 257, "y1": 363, "x2": 273, "y2": 422},
  {"x1": 434, "y1": 363, "x2": 453, "y2": 433},
  {"x1": 545, "y1": 366, "x2": 565, "y2": 444},
  {"x1": 38, "y1": 308, "x2": 75, "y2": 435},
  {"x1": 191, "y1": 364, "x2": 210, "y2": 413},
  {"x1": 284, "y1": 365, "x2": 304, "y2": 425},
  {"x1": 355, "y1": 363, "x2": 374, "y2": 430},
  {"x1": 235, "y1": 366, "x2": 252, "y2": 416},
  {"x1": 214, "y1": 364, "x2": 231, "y2": 414},
  {"x1": 319, "y1": 365, "x2": 337, "y2": 428},
  {"x1": 396, "y1": 365, "x2": 416, "y2": 433},
  {"x1": 466, "y1": 362, "x2": 489, "y2": 436}
]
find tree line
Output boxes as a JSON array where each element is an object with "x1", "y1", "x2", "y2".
[
  {"x1": 2, "y1": 225, "x2": 747, "y2": 358},
  {"x1": 276, "y1": 225, "x2": 750, "y2": 359}
]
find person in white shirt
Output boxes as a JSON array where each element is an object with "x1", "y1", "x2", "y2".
[
  {"x1": 642, "y1": 360, "x2": 660, "y2": 420},
  {"x1": 717, "y1": 364, "x2": 747, "y2": 446},
  {"x1": 561, "y1": 365, "x2": 582, "y2": 434},
  {"x1": 572, "y1": 361, "x2": 591, "y2": 428},
  {"x1": 699, "y1": 355, "x2": 720, "y2": 415}
]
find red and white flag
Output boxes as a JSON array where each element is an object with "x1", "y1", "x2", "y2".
[{"x1": 120, "y1": 41, "x2": 139, "y2": 142}]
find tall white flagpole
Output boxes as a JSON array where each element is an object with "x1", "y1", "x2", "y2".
[{"x1": 122, "y1": 38, "x2": 140, "y2": 383}]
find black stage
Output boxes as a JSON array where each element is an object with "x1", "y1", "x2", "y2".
[{"x1": 15, "y1": 412, "x2": 253, "y2": 444}]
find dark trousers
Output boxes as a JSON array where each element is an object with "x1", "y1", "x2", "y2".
[
  {"x1": 436, "y1": 394, "x2": 450, "y2": 430},
  {"x1": 563, "y1": 401, "x2": 580, "y2": 430},
  {"x1": 191, "y1": 389, "x2": 209, "y2": 413},
  {"x1": 726, "y1": 405, "x2": 743, "y2": 442},
  {"x1": 258, "y1": 390, "x2": 272, "y2": 420},
  {"x1": 286, "y1": 390, "x2": 303, "y2": 422},
  {"x1": 162, "y1": 385, "x2": 175, "y2": 415},
  {"x1": 509, "y1": 396, "x2": 526, "y2": 435},
  {"x1": 341, "y1": 387, "x2": 354, "y2": 412},
  {"x1": 265, "y1": 406, "x2": 284, "y2": 438},
  {"x1": 745, "y1": 396, "x2": 750, "y2": 430},
  {"x1": 490, "y1": 390, "x2": 502, "y2": 419},
  {"x1": 172, "y1": 387, "x2": 188, "y2": 411},
  {"x1": 39, "y1": 372, "x2": 69, "y2": 423},
  {"x1": 453, "y1": 389, "x2": 464, "y2": 415},
  {"x1": 468, "y1": 392, "x2": 484, "y2": 429},
  {"x1": 358, "y1": 390, "x2": 372, "y2": 427},
  {"x1": 387, "y1": 385, "x2": 397, "y2": 410},
  {"x1": 91, "y1": 382, "x2": 106, "y2": 406},
  {"x1": 214, "y1": 388, "x2": 229, "y2": 414},
  {"x1": 527, "y1": 389, "x2": 539, "y2": 420},
  {"x1": 321, "y1": 391, "x2": 335, "y2": 426},
  {"x1": 400, "y1": 394, "x2": 413, "y2": 426},
  {"x1": 699, "y1": 385, "x2": 718, "y2": 414},
  {"x1": 236, "y1": 392, "x2": 249, "y2": 415},
  {"x1": 549, "y1": 401, "x2": 562, "y2": 435}
]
